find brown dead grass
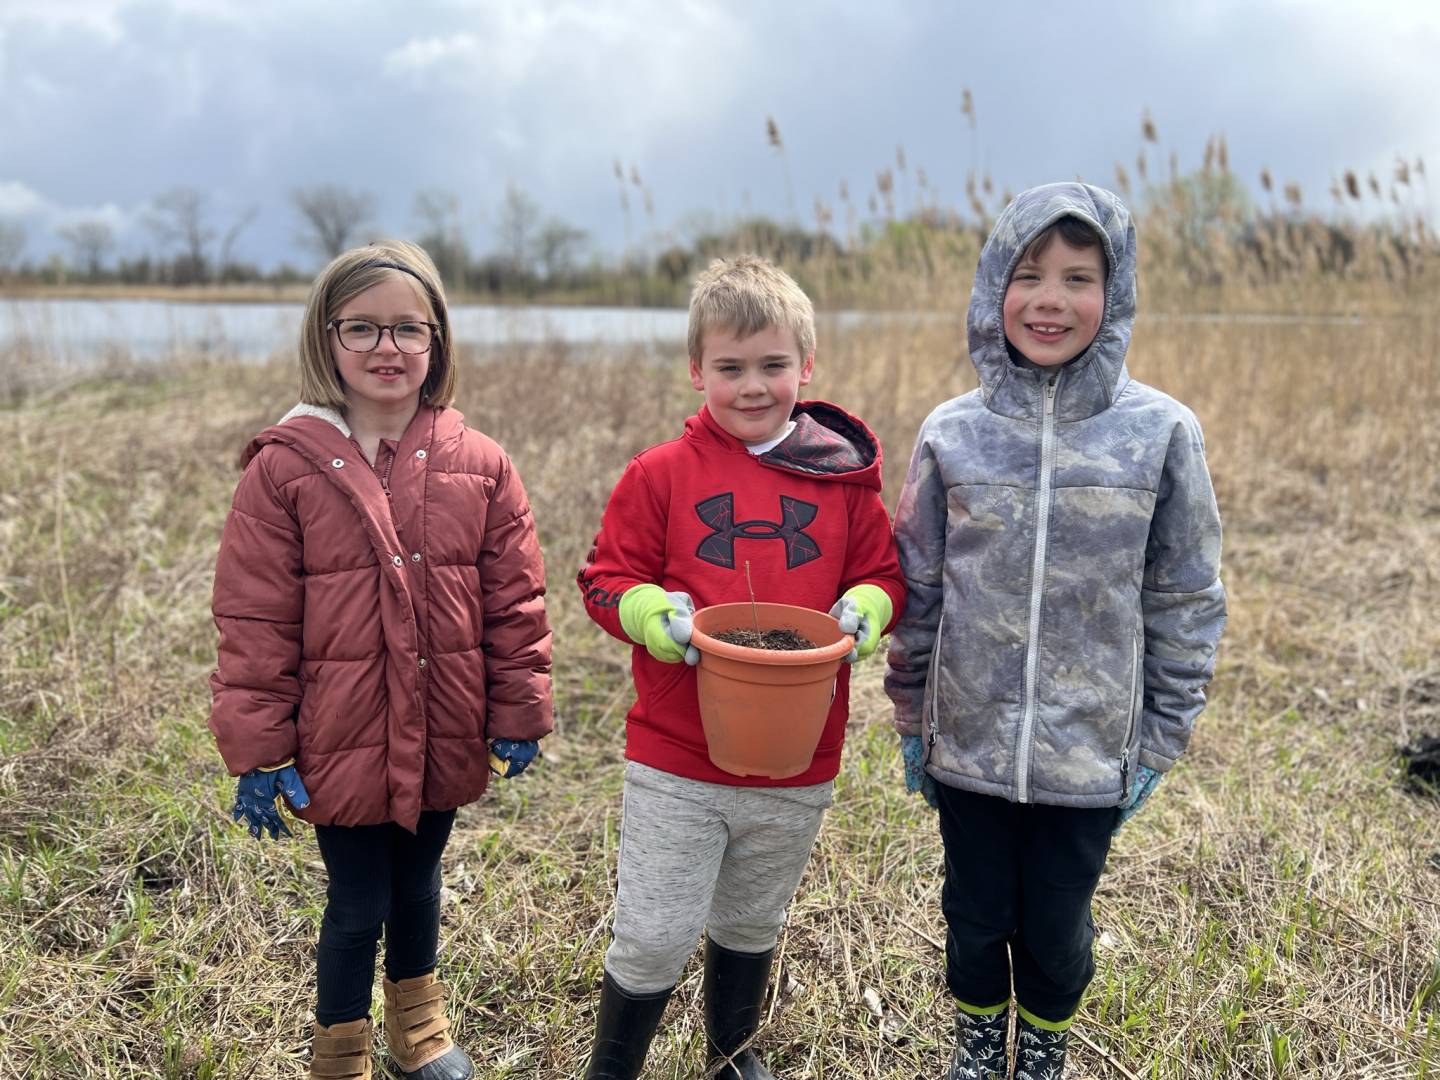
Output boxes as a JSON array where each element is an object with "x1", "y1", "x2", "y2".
[{"x1": 0, "y1": 287, "x2": 1437, "y2": 1077}]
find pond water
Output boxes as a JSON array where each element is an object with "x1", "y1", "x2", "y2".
[
  {"x1": 0, "y1": 298, "x2": 698, "y2": 362},
  {"x1": 0, "y1": 297, "x2": 1375, "y2": 368}
]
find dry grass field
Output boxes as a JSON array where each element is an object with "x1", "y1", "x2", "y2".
[{"x1": 1, "y1": 267, "x2": 1438, "y2": 1079}]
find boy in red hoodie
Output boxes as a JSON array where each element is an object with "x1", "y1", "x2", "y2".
[{"x1": 577, "y1": 255, "x2": 905, "y2": 1078}]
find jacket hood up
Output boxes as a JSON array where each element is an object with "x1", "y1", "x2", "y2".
[
  {"x1": 686, "y1": 400, "x2": 884, "y2": 491},
  {"x1": 967, "y1": 182, "x2": 1138, "y2": 423}
]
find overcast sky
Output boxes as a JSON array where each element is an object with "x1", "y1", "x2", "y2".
[{"x1": 2, "y1": 0, "x2": 1436, "y2": 271}]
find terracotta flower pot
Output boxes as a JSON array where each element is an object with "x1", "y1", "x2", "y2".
[{"x1": 689, "y1": 602, "x2": 855, "y2": 779}]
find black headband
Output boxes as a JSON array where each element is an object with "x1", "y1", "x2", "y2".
[{"x1": 362, "y1": 259, "x2": 427, "y2": 285}]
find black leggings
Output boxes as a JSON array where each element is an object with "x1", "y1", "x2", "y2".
[
  {"x1": 935, "y1": 785, "x2": 1115, "y2": 1023},
  {"x1": 313, "y1": 809, "x2": 456, "y2": 1025}
]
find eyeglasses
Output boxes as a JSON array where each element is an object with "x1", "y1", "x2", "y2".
[{"x1": 327, "y1": 319, "x2": 440, "y2": 355}]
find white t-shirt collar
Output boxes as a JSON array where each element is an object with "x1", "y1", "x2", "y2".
[{"x1": 744, "y1": 421, "x2": 796, "y2": 456}]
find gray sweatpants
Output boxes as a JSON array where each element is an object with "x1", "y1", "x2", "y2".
[{"x1": 604, "y1": 761, "x2": 833, "y2": 994}]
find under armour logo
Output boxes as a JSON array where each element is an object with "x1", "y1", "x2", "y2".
[{"x1": 694, "y1": 493, "x2": 821, "y2": 569}]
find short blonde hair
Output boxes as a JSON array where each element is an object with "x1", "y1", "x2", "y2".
[
  {"x1": 687, "y1": 255, "x2": 815, "y2": 362},
  {"x1": 298, "y1": 239, "x2": 456, "y2": 409}
]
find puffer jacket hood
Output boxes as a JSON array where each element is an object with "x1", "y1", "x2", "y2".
[
  {"x1": 885, "y1": 184, "x2": 1225, "y2": 809},
  {"x1": 968, "y1": 182, "x2": 1137, "y2": 423},
  {"x1": 242, "y1": 402, "x2": 354, "y2": 465}
]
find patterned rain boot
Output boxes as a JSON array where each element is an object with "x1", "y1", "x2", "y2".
[
  {"x1": 1012, "y1": 1010, "x2": 1070, "y2": 1080},
  {"x1": 945, "y1": 1004, "x2": 1009, "y2": 1080},
  {"x1": 310, "y1": 1017, "x2": 373, "y2": 1080},
  {"x1": 583, "y1": 970, "x2": 674, "y2": 1080},
  {"x1": 703, "y1": 937, "x2": 778, "y2": 1080},
  {"x1": 381, "y1": 974, "x2": 473, "y2": 1080}
]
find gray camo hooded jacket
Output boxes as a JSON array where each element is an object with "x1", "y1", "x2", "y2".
[{"x1": 884, "y1": 183, "x2": 1226, "y2": 808}]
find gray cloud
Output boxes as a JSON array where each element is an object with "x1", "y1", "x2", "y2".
[{"x1": 1, "y1": 0, "x2": 1435, "y2": 271}]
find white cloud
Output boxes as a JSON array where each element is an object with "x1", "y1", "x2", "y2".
[
  {"x1": 0, "y1": 181, "x2": 136, "y2": 239},
  {"x1": 0, "y1": 0, "x2": 127, "y2": 41},
  {"x1": 0, "y1": 181, "x2": 53, "y2": 218},
  {"x1": 379, "y1": 0, "x2": 751, "y2": 178},
  {"x1": 0, "y1": 0, "x2": 247, "y2": 35},
  {"x1": 4, "y1": 0, "x2": 1440, "y2": 267},
  {"x1": 55, "y1": 201, "x2": 133, "y2": 235},
  {"x1": 383, "y1": 32, "x2": 487, "y2": 80}
]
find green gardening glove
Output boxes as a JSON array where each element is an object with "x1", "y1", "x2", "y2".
[
  {"x1": 618, "y1": 584, "x2": 699, "y2": 665},
  {"x1": 828, "y1": 584, "x2": 894, "y2": 662}
]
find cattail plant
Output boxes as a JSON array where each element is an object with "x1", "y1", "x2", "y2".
[{"x1": 765, "y1": 115, "x2": 798, "y2": 222}]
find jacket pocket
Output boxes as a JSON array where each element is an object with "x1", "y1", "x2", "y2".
[{"x1": 640, "y1": 652, "x2": 694, "y2": 715}]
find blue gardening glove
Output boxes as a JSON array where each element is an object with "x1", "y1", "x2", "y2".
[
  {"x1": 1115, "y1": 764, "x2": 1162, "y2": 831},
  {"x1": 233, "y1": 761, "x2": 310, "y2": 840},
  {"x1": 900, "y1": 734, "x2": 939, "y2": 809},
  {"x1": 489, "y1": 738, "x2": 539, "y2": 778},
  {"x1": 828, "y1": 584, "x2": 894, "y2": 663},
  {"x1": 618, "y1": 584, "x2": 699, "y2": 665}
]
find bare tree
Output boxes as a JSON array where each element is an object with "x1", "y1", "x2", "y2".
[
  {"x1": 0, "y1": 221, "x2": 25, "y2": 278},
  {"x1": 147, "y1": 188, "x2": 215, "y2": 283},
  {"x1": 217, "y1": 205, "x2": 259, "y2": 281},
  {"x1": 496, "y1": 184, "x2": 540, "y2": 279},
  {"x1": 537, "y1": 219, "x2": 587, "y2": 280},
  {"x1": 292, "y1": 185, "x2": 375, "y2": 260},
  {"x1": 57, "y1": 219, "x2": 115, "y2": 279},
  {"x1": 412, "y1": 188, "x2": 466, "y2": 289}
]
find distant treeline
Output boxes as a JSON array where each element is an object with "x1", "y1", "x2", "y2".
[{"x1": 0, "y1": 132, "x2": 1434, "y2": 310}]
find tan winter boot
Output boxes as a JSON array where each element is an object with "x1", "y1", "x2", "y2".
[
  {"x1": 382, "y1": 973, "x2": 474, "y2": 1080},
  {"x1": 309, "y1": 1017, "x2": 372, "y2": 1080}
]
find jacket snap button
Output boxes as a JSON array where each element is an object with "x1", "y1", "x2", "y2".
[
  {"x1": 392, "y1": 555, "x2": 403, "y2": 566},
  {"x1": 415, "y1": 449, "x2": 427, "y2": 459},
  {"x1": 411, "y1": 552, "x2": 422, "y2": 562},
  {"x1": 418, "y1": 657, "x2": 427, "y2": 668},
  {"x1": 331, "y1": 458, "x2": 344, "y2": 468}
]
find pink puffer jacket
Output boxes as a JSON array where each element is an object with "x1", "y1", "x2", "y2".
[{"x1": 209, "y1": 403, "x2": 552, "y2": 830}]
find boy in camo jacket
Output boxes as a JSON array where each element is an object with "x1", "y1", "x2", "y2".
[{"x1": 885, "y1": 183, "x2": 1227, "y2": 1079}]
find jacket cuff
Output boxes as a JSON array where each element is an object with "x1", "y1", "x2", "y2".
[
  {"x1": 890, "y1": 698, "x2": 924, "y2": 738},
  {"x1": 484, "y1": 701, "x2": 556, "y2": 743},
  {"x1": 222, "y1": 733, "x2": 300, "y2": 777},
  {"x1": 1138, "y1": 745, "x2": 1176, "y2": 773}
]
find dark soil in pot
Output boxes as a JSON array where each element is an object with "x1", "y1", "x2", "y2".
[{"x1": 712, "y1": 627, "x2": 818, "y2": 651}]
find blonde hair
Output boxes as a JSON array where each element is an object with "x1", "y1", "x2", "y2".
[
  {"x1": 687, "y1": 255, "x2": 815, "y2": 362},
  {"x1": 298, "y1": 239, "x2": 456, "y2": 409}
]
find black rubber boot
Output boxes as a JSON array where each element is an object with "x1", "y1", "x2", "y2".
[
  {"x1": 945, "y1": 1006, "x2": 1009, "y2": 1079},
  {"x1": 582, "y1": 970, "x2": 673, "y2": 1080},
  {"x1": 390, "y1": 1045, "x2": 472, "y2": 1080},
  {"x1": 703, "y1": 937, "x2": 777, "y2": 1080},
  {"x1": 1013, "y1": 1013, "x2": 1069, "y2": 1080}
]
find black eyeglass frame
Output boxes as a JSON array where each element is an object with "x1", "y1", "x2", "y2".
[{"x1": 326, "y1": 319, "x2": 442, "y2": 355}]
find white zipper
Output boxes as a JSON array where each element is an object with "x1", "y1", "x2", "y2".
[{"x1": 1016, "y1": 376, "x2": 1059, "y2": 803}]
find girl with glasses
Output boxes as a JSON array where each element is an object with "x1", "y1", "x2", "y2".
[{"x1": 208, "y1": 239, "x2": 553, "y2": 1080}]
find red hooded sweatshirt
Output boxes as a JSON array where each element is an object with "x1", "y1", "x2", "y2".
[{"x1": 577, "y1": 401, "x2": 905, "y2": 786}]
